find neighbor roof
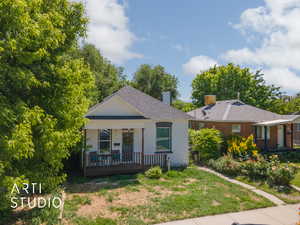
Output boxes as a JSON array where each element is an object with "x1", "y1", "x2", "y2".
[
  {"x1": 87, "y1": 86, "x2": 192, "y2": 120},
  {"x1": 187, "y1": 100, "x2": 299, "y2": 123}
]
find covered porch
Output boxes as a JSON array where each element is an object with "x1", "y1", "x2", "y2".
[
  {"x1": 82, "y1": 119, "x2": 167, "y2": 176},
  {"x1": 254, "y1": 119, "x2": 297, "y2": 152}
]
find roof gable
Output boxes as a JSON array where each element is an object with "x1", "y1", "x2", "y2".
[
  {"x1": 86, "y1": 95, "x2": 143, "y2": 117},
  {"x1": 87, "y1": 86, "x2": 192, "y2": 120}
]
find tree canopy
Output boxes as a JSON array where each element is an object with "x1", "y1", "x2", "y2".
[
  {"x1": 73, "y1": 44, "x2": 127, "y2": 104},
  {"x1": 132, "y1": 64, "x2": 179, "y2": 100},
  {"x1": 0, "y1": 0, "x2": 94, "y2": 211},
  {"x1": 191, "y1": 63, "x2": 282, "y2": 112}
]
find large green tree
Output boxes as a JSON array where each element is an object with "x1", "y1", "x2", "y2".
[
  {"x1": 191, "y1": 63, "x2": 282, "y2": 111},
  {"x1": 132, "y1": 64, "x2": 179, "y2": 100},
  {"x1": 0, "y1": 0, "x2": 94, "y2": 211},
  {"x1": 73, "y1": 44, "x2": 127, "y2": 104}
]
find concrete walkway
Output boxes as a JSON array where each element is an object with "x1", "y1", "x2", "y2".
[
  {"x1": 198, "y1": 167, "x2": 285, "y2": 205},
  {"x1": 155, "y1": 204, "x2": 299, "y2": 225}
]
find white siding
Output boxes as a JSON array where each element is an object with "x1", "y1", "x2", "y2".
[
  {"x1": 85, "y1": 119, "x2": 189, "y2": 167},
  {"x1": 87, "y1": 96, "x2": 142, "y2": 116}
]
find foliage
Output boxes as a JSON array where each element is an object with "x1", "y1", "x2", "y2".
[
  {"x1": 73, "y1": 44, "x2": 127, "y2": 104},
  {"x1": 208, "y1": 156, "x2": 242, "y2": 176},
  {"x1": 241, "y1": 156, "x2": 268, "y2": 180},
  {"x1": 189, "y1": 128, "x2": 223, "y2": 161},
  {"x1": 172, "y1": 99, "x2": 196, "y2": 112},
  {"x1": 132, "y1": 64, "x2": 179, "y2": 100},
  {"x1": 227, "y1": 135, "x2": 260, "y2": 160},
  {"x1": 266, "y1": 155, "x2": 297, "y2": 186},
  {"x1": 145, "y1": 166, "x2": 163, "y2": 179},
  {"x1": 272, "y1": 96, "x2": 300, "y2": 114},
  {"x1": 0, "y1": 0, "x2": 94, "y2": 211},
  {"x1": 191, "y1": 63, "x2": 282, "y2": 112}
]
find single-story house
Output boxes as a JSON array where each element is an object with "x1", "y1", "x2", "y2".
[
  {"x1": 82, "y1": 86, "x2": 191, "y2": 176},
  {"x1": 188, "y1": 95, "x2": 300, "y2": 151}
]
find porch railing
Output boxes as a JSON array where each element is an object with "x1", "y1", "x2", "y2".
[{"x1": 86, "y1": 151, "x2": 167, "y2": 169}]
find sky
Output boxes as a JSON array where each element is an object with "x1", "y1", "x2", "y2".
[{"x1": 82, "y1": 0, "x2": 300, "y2": 101}]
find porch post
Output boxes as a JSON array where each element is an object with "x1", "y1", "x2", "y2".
[
  {"x1": 142, "y1": 128, "x2": 144, "y2": 168},
  {"x1": 283, "y1": 125, "x2": 287, "y2": 147},
  {"x1": 291, "y1": 124, "x2": 294, "y2": 149},
  {"x1": 254, "y1": 126, "x2": 258, "y2": 143},
  {"x1": 264, "y1": 126, "x2": 268, "y2": 151}
]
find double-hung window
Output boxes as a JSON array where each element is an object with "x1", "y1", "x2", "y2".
[
  {"x1": 296, "y1": 124, "x2": 300, "y2": 132},
  {"x1": 98, "y1": 129, "x2": 111, "y2": 154},
  {"x1": 256, "y1": 126, "x2": 270, "y2": 140},
  {"x1": 232, "y1": 124, "x2": 241, "y2": 133},
  {"x1": 156, "y1": 122, "x2": 172, "y2": 152}
]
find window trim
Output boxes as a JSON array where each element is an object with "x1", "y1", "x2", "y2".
[
  {"x1": 155, "y1": 122, "x2": 172, "y2": 153},
  {"x1": 256, "y1": 126, "x2": 270, "y2": 140},
  {"x1": 98, "y1": 129, "x2": 112, "y2": 154}
]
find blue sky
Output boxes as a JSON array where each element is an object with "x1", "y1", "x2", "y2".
[{"x1": 84, "y1": 0, "x2": 300, "y2": 101}]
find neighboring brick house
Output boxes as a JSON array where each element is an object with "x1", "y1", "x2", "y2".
[{"x1": 188, "y1": 96, "x2": 300, "y2": 150}]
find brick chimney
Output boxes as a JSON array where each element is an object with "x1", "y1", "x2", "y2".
[{"x1": 204, "y1": 95, "x2": 216, "y2": 105}]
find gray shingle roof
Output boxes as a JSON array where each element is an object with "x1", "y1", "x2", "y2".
[
  {"x1": 187, "y1": 100, "x2": 297, "y2": 123},
  {"x1": 87, "y1": 86, "x2": 192, "y2": 120}
]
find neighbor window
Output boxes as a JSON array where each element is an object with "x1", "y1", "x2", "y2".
[
  {"x1": 296, "y1": 124, "x2": 300, "y2": 132},
  {"x1": 98, "y1": 129, "x2": 111, "y2": 154},
  {"x1": 232, "y1": 124, "x2": 241, "y2": 133},
  {"x1": 156, "y1": 122, "x2": 172, "y2": 152},
  {"x1": 256, "y1": 126, "x2": 270, "y2": 140}
]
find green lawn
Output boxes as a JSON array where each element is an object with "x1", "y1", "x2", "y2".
[
  {"x1": 62, "y1": 167, "x2": 273, "y2": 225},
  {"x1": 236, "y1": 176, "x2": 300, "y2": 204}
]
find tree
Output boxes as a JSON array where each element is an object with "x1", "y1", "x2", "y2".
[
  {"x1": 0, "y1": 0, "x2": 94, "y2": 211},
  {"x1": 191, "y1": 63, "x2": 282, "y2": 112},
  {"x1": 74, "y1": 44, "x2": 127, "y2": 104},
  {"x1": 172, "y1": 99, "x2": 196, "y2": 112},
  {"x1": 132, "y1": 64, "x2": 179, "y2": 100}
]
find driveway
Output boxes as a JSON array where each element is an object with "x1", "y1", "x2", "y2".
[{"x1": 155, "y1": 204, "x2": 299, "y2": 225}]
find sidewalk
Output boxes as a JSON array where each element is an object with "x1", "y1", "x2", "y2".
[{"x1": 155, "y1": 204, "x2": 299, "y2": 225}]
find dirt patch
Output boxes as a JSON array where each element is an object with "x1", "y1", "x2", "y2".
[
  {"x1": 212, "y1": 200, "x2": 221, "y2": 206},
  {"x1": 74, "y1": 185, "x2": 183, "y2": 219}
]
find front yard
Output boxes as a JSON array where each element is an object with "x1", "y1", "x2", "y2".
[{"x1": 62, "y1": 167, "x2": 272, "y2": 225}]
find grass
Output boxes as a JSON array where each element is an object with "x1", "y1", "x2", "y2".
[
  {"x1": 236, "y1": 176, "x2": 300, "y2": 204},
  {"x1": 63, "y1": 166, "x2": 273, "y2": 225}
]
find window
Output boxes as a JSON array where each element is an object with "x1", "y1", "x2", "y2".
[
  {"x1": 256, "y1": 126, "x2": 270, "y2": 140},
  {"x1": 156, "y1": 122, "x2": 172, "y2": 152},
  {"x1": 156, "y1": 127, "x2": 171, "y2": 152},
  {"x1": 98, "y1": 129, "x2": 111, "y2": 154},
  {"x1": 296, "y1": 124, "x2": 300, "y2": 132},
  {"x1": 232, "y1": 124, "x2": 241, "y2": 133},
  {"x1": 189, "y1": 121, "x2": 204, "y2": 130}
]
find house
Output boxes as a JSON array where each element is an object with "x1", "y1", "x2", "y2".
[
  {"x1": 188, "y1": 95, "x2": 300, "y2": 151},
  {"x1": 82, "y1": 86, "x2": 191, "y2": 176}
]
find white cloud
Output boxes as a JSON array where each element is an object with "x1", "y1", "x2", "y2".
[
  {"x1": 223, "y1": 0, "x2": 300, "y2": 92},
  {"x1": 182, "y1": 56, "x2": 218, "y2": 75},
  {"x1": 84, "y1": 0, "x2": 142, "y2": 64},
  {"x1": 264, "y1": 68, "x2": 300, "y2": 92}
]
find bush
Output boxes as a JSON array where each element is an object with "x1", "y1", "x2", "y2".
[
  {"x1": 189, "y1": 128, "x2": 223, "y2": 161},
  {"x1": 208, "y1": 155, "x2": 241, "y2": 176},
  {"x1": 227, "y1": 135, "x2": 259, "y2": 160},
  {"x1": 241, "y1": 156, "x2": 268, "y2": 180},
  {"x1": 145, "y1": 166, "x2": 162, "y2": 179},
  {"x1": 266, "y1": 155, "x2": 297, "y2": 186}
]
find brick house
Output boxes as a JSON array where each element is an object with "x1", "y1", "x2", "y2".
[{"x1": 188, "y1": 95, "x2": 300, "y2": 151}]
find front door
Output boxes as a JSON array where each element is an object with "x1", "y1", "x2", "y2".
[
  {"x1": 122, "y1": 130, "x2": 134, "y2": 161},
  {"x1": 277, "y1": 125, "x2": 284, "y2": 148}
]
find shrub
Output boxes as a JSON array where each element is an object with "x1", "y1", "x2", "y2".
[
  {"x1": 227, "y1": 135, "x2": 259, "y2": 160},
  {"x1": 190, "y1": 128, "x2": 223, "y2": 161},
  {"x1": 241, "y1": 156, "x2": 268, "y2": 180},
  {"x1": 208, "y1": 155, "x2": 241, "y2": 176},
  {"x1": 266, "y1": 155, "x2": 297, "y2": 186},
  {"x1": 145, "y1": 166, "x2": 162, "y2": 179}
]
